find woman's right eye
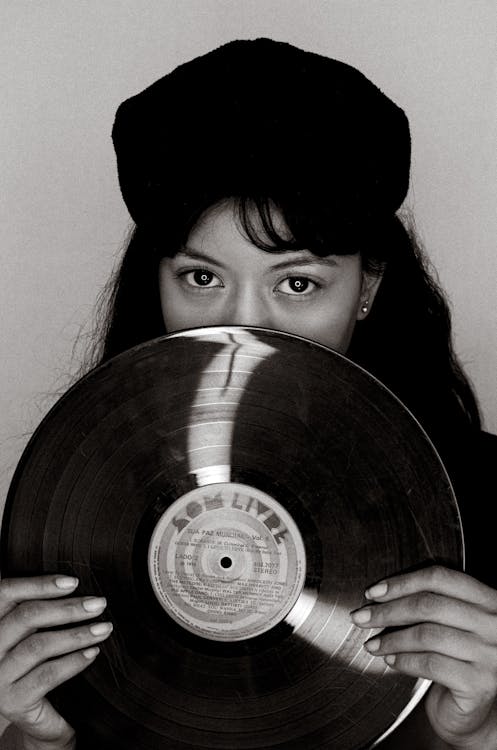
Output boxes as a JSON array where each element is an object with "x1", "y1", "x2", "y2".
[{"x1": 180, "y1": 269, "x2": 223, "y2": 288}]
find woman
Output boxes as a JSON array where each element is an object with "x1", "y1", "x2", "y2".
[{"x1": 1, "y1": 38, "x2": 496, "y2": 749}]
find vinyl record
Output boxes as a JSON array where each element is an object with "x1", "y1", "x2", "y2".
[{"x1": 1, "y1": 327, "x2": 463, "y2": 749}]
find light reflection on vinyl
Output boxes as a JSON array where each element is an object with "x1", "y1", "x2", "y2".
[{"x1": 1, "y1": 326, "x2": 463, "y2": 749}]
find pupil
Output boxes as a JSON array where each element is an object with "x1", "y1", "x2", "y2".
[
  {"x1": 194, "y1": 270, "x2": 213, "y2": 286},
  {"x1": 290, "y1": 277, "x2": 308, "y2": 293},
  {"x1": 220, "y1": 557, "x2": 232, "y2": 569}
]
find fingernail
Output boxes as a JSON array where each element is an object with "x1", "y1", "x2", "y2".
[
  {"x1": 385, "y1": 654, "x2": 396, "y2": 666},
  {"x1": 55, "y1": 576, "x2": 79, "y2": 589},
  {"x1": 364, "y1": 637, "x2": 380, "y2": 652},
  {"x1": 365, "y1": 582, "x2": 388, "y2": 599},
  {"x1": 351, "y1": 608, "x2": 371, "y2": 624},
  {"x1": 82, "y1": 646, "x2": 100, "y2": 660},
  {"x1": 82, "y1": 597, "x2": 107, "y2": 612},
  {"x1": 90, "y1": 622, "x2": 113, "y2": 637}
]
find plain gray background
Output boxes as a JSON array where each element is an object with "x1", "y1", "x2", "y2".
[
  {"x1": 1, "y1": 0, "x2": 496, "y2": 516},
  {"x1": 0, "y1": 0, "x2": 496, "y2": 738}
]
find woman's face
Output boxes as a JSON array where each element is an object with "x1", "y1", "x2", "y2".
[{"x1": 159, "y1": 203, "x2": 381, "y2": 353}]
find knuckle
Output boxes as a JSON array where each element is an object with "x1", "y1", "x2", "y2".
[
  {"x1": 0, "y1": 578, "x2": 15, "y2": 601},
  {"x1": 15, "y1": 600, "x2": 42, "y2": 626},
  {"x1": 64, "y1": 602, "x2": 91, "y2": 624},
  {"x1": 19, "y1": 633, "x2": 47, "y2": 660},
  {"x1": 482, "y1": 678, "x2": 497, "y2": 702},
  {"x1": 0, "y1": 577, "x2": 50, "y2": 605},
  {"x1": 34, "y1": 662, "x2": 57, "y2": 691},
  {"x1": 390, "y1": 576, "x2": 408, "y2": 596},
  {"x1": 408, "y1": 593, "x2": 424, "y2": 616},
  {"x1": 70, "y1": 627, "x2": 91, "y2": 647},
  {"x1": 418, "y1": 565, "x2": 451, "y2": 591},
  {"x1": 412, "y1": 623, "x2": 428, "y2": 647},
  {"x1": 471, "y1": 671, "x2": 495, "y2": 701},
  {"x1": 426, "y1": 565, "x2": 446, "y2": 584},
  {"x1": 0, "y1": 697, "x2": 17, "y2": 719},
  {"x1": 28, "y1": 651, "x2": 91, "y2": 694},
  {"x1": 0, "y1": 686, "x2": 10, "y2": 711},
  {"x1": 0, "y1": 688, "x2": 27, "y2": 718},
  {"x1": 422, "y1": 652, "x2": 440, "y2": 678},
  {"x1": 412, "y1": 592, "x2": 437, "y2": 618},
  {"x1": 489, "y1": 614, "x2": 497, "y2": 638},
  {"x1": 415, "y1": 622, "x2": 439, "y2": 647}
]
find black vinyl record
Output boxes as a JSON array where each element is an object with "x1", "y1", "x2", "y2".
[{"x1": 1, "y1": 327, "x2": 463, "y2": 749}]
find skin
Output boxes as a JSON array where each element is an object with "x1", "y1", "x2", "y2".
[
  {"x1": 1, "y1": 203, "x2": 496, "y2": 749},
  {"x1": 158, "y1": 202, "x2": 381, "y2": 351},
  {"x1": 356, "y1": 568, "x2": 497, "y2": 749},
  {"x1": 0, "y1": 576, "x2": 112, "y2": 749}
]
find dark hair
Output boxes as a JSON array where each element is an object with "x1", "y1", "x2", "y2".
[{"x1": 93, "y1": 194, "x2": 480, "y2": 463}]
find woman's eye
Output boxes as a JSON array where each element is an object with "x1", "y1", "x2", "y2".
[
  {"x1": 182, "y1": 269, "x2": 222, "y2": 288},
  {"x1": 277, "y1": 276, "x2": 316, "y2": 295}
]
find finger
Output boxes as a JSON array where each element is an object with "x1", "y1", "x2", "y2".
[
  {"x1": 15, "y1": 648, "x2": 101, "y2": 702},
  {"x1": 351, "y1": 593, "x2": 497, "y2": 643},
  {"x1": 7, "y1": 698, "x2": 74, "y2": 746},
  {"x1": 0, "y1": 621, "x2": 113, "y2": 683},
  {"x1": 0, "y1": 576, "x2": 79, "y2": 617},
  {"x1": 4, "y1": 648, "x2": 100, "y2": 724},
  {"x1": 365, "y1": 566, "x2": 497, "y2": 610},
  {"x1": 383, "y1": 651, "x2": 492, "y2": 704},
  {"x1": 0, "y1": 596, "x2": 107, "y2": 657},
  {"x1": 364, "y1": 623, "x2": 497, "y2": 666}
]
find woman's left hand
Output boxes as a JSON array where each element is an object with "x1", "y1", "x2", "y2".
[{"x1": 351, "y1": 565, "x2": 497, "y2": 749}]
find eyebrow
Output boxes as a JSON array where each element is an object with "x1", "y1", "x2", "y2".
[{"x1": 175, "y1": 247, "x2": 338, "y2": 271}]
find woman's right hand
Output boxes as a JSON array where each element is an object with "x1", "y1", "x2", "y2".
[{"x1": 0, "y1": 575, "x2": 113, "y2": 749}]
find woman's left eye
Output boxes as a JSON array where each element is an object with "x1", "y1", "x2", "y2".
[{"x1": 276, "y1": 277, "x2": 317, "y2": 295}]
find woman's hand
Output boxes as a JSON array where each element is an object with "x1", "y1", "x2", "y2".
[
  {"x1": 0, "y1": 575, "x2": 112, "y2": 749},
  {"x1": 351, "y1": 565, "x2": 497, "y2": 749}
]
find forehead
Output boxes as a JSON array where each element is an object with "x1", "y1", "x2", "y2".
[
  {"x1": 182, "y1": 205, "x2": 340, "y2": 270},
  {"x1": 189, "y1": 200, "x2": 289, "y2": 241}
]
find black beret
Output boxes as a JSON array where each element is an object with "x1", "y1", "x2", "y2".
[{"x1": 112, "y1": 38, "x2": 410, "y2": 233}]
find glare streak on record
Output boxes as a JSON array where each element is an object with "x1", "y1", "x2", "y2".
[{"x1": 1, "y1": 326, "x2": 463, "y2": 749}]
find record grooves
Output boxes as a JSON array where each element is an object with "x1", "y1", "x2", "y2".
[{"x1": 1, "y1": 326, "x2": 463, "y2": 749}]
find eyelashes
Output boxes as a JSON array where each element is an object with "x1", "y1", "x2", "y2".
[
  {"x1": 177, "y1": 268, "x2": 319, "y2": 296},
  {"x1": 276, "y1": 277, "x2": 317, "y2": 295},
  {"x1": 185, "y1": 269, "x2": 222, "y2": 288}
]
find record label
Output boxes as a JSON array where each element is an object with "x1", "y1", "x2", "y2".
[{"x1": 148, "y1": 482, "x2": 306, "y2": 641}]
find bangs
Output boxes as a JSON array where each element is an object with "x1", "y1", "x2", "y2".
[
  {"x1": 158, "y1": 192, "x2": 388, "y2": 272},
  {"x1": 233, "y1": 195, "x2": 363, "y2": 258},
  {"x1": 234, "y1": 196, "x2": 300, "y2": 252}
]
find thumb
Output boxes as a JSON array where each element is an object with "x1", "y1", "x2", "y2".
[
  {"x1": 426, "y1": 683, "x2": 492, "y2": 745},
  {"x1": 15, "y1": 699, "x2": 75, "y2": 748}
]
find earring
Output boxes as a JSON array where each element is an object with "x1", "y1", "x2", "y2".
[{"x1": 360, "y1": 299, "x2": 369, "y2": 315}]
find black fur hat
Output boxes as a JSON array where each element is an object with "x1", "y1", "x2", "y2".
[{"x1": 112, "y1": 38, "x2": 410, "y2": 237}]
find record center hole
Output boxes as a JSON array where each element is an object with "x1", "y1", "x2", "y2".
[{"x1": 220, "y1": 556, "x2": 233, "y2": 569}]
